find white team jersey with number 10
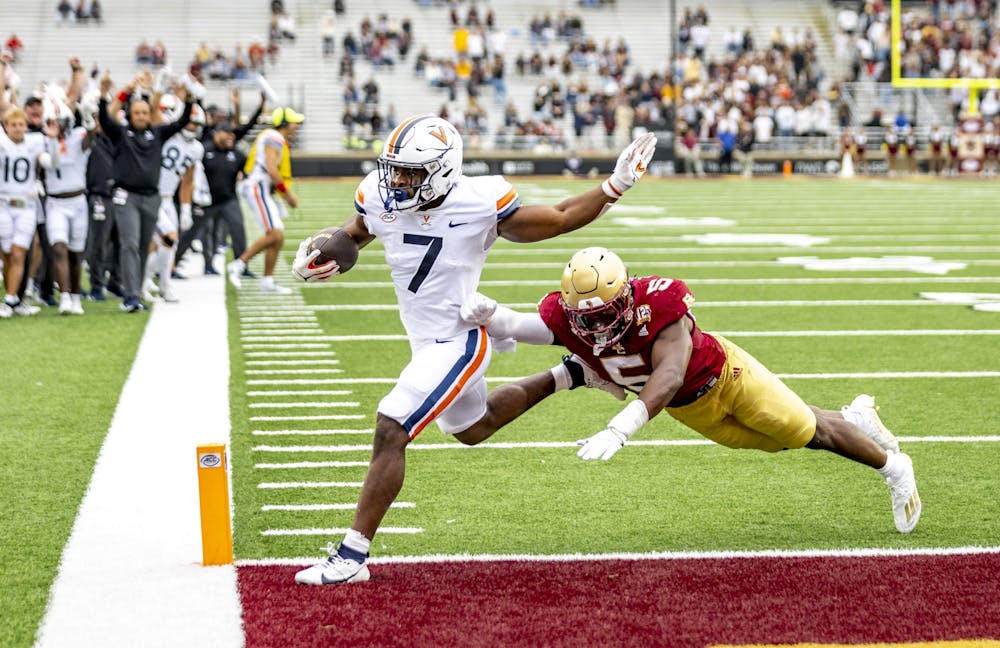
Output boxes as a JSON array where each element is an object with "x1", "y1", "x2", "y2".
[
  {"x1": 0, "y1": 131, "x2": 45, "y2": 199},
  {"x1": 158, "y1": 133, "x2": 204, "y2": 197},
  {"x1": 44, "y1": 127, "x2": 91, "y2": 195},
  {"x1": 355, "y1": 171, "x2": 522, "y2": 343}
]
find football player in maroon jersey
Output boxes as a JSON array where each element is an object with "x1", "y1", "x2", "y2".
[{"x1": 460, "y1": 247, "x2": 922, "y2": 534}]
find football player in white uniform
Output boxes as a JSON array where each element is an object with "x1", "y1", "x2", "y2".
[
  {"x1": 1, "y1": 107, "x2": 57, "y2": 318},
  {"x1": 144, "y1": 104, "x2": 205, "y2": 302},
  {"x1": 44, "y1": 100, "x2": 95, "y2": 314},
  {"x1": 291, "y1": 114, "x2": 656, "y2": 585},
  {"x1": 227, "y1": 106, "x2": 304, "y2": 293}
]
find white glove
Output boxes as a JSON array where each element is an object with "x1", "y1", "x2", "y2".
[
  {"x1": 576, "y1": 428, "x2": 628, "y2": 461},
  {"x1": 291, "y1": 238, "x2": 340, "y2": 283},
  {"x1": 460, "y1": 292, "x2": 498, "y2": 326},
  {"x1": 602, "y1": 132, "x2": 657, "y2": 198},
  {"x1": 179, "y1": 204, "x2": 193, "y2": 232},
  {"x1": 182, "y1": 74, "x2": 206, "y2": 102},
  {"x1": 153, "y1": 66, "x2": 173, "y2": 94}
]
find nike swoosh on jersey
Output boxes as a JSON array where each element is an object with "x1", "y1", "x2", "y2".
[{"x1": 448, "y1": 220, "x2": 469, "y2": 228}]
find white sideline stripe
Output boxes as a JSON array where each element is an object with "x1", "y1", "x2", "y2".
[
  {"x1": 35, "y1": 278, "x2": 241, "y2": 647},
  {"x1": 238, "y1": 545, "x2": 1000, "y2": 567},
  {"x1": 251, "y1": 415, "x2": 365, "y2": 422},
  {"x1": 256, "y1": 462, "x2": 370, "y2": 470},
  {"x1": 307, "y1": 277, "x2": 1000, "y2": 288},
  {"x1": 247, "y1": 390, "x2": 352, "y2": 396},
  {"x1": 240, "y1": 315, "x2": 318, "y2": 321},
  {"x1": 261, "y1": 527, "x2": 423, "y2": 536},
  {"x1": 245, "y1": 359, "x2": 340, "y2": 366},
  {"x1": 262, "y1": 502, "x2": 410, "y2": 510},
  {"x1": 252, "y1": 429, "x2": 374, "y2": 436},
  {"x1": 248, "y1": 401, "x2": 360, "y2": 408},
  {"x1": 258, "y1": 481, "x2": 364, "y2": 489},
  {"x1": 251, "y1": 435, "x2": 1000, "y2": 453},
  {"x1": 245, "y1": 369, "x2": 345, "y2": 374}
]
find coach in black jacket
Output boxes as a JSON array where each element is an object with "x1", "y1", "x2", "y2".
[{"x1": 98, "y1": 73, "x2": 192, "y2": 312}]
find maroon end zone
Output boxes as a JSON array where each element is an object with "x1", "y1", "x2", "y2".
[{"x1": 239, "y1": 552, "x2": 1000, "y2": 647}]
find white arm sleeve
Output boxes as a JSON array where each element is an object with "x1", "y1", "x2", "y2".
[{"x1": 487, "y1": 307, "x2": 555, "y2": 346}]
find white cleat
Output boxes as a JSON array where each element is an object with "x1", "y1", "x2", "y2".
[
  {"x1": 885, "y1": 453, "x2": 921, "y2": 533},
  {"x1": 843, "y1": 394, "x2": 900, "y2": 454},
  {"x1": 0, "y1": 302, "x2": 12, "y2": 319},
  {"x1": 160, "y1": 288, "x2": 180, "y2": 303},
  {"x1": 227, "y1": 260, "x2": 245, "y2": 288},
  {"x1": 13, "y1": 301, "x2": 40, "y2": 316},
  {"x1": 563, "y1": 354, "x2": 626, "y2": 400},
  {"x1": 260, "y1": 281, "x2": 292, "y2": 295},
  {"x1": 59, "y1": 300, "x2": 74, "y2": 315},
  {"x1": 294, "y1": 543, "x2": 370, "y2": 585}
]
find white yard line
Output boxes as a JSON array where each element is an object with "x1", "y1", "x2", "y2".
[
  {"x1": 248, "y1": 402, "x2": 359, "y2": 408},
  {"x1": 307, "y1": 299, "x2": 986, "y2": 311},
  {"x1": 246, "y1": 390, "x2": 352, "y2": 396},
  {"x1": 251, "y1": 435, "x2": 1000, "y2": 453},
  {"x1": 239, "y1": 544, "x2": 1000, "y2": 568},
  {"x1": 251, "y1": 429, "x2": 373, "y2": 436},
  {"x1": 258, "y1": 481, "x2": 364, "y2": 489},
  {"x1": 255, "y1": 462, "x2": 370, "y2": 470},
  {"x1": 261, "y1": 502, "x2": 410, "y2": 510},
  {"x1": 35, "y1": 279, "x2": 242, "y2": 648},
  {"x1": 250, "y1": 415, "x2": 365, "y2": 422},
  {"x1": 261, "y1": 527, "x2": 423, "y2": 536}
]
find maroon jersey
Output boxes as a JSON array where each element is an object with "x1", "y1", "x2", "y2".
[{"x1": 539, "y1": 276, "x2": 726, "y2": 407}]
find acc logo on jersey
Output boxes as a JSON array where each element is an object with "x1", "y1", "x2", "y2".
[
  {"x1": 682, "y1": 293, "x2": 696, "y2": 309},
  {"x1": 379, "y1": 210, "x2": 397, "y2": 223}
]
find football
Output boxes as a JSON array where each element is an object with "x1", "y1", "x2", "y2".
[{"x1": 306, "y1": 226, "x2": 359, "y2": 273}]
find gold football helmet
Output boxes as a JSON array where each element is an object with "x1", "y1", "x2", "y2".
[{"x1": 560, "y1": 247, "x2": 633, "y2": 349}]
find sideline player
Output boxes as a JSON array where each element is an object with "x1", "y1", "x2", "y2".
[
  {"x1": 44, "y1": 99, "x2": 95, "y2": 314},
  {"x1": 460, "y1": 247, "x2": 921, "y2": 534},
  {"x1": 226, "y1": 106, "x2": 304, "y2": 293},
  {"x1": 144, "y1": 103, "x2": 205, "y2": 303},
  {"x1": 290, "y1": 115, "x2": 656, "y2": 585},
  {"x1": 1, "y1": 107, "x2": 57, "y2": 318}
]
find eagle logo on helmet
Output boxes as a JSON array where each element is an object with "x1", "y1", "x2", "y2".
[
  {"x1": 559, "y1": 247, "x2": 634, "y2": 352},
  {"x1": 376, "y1": 115, "x2": 464, "y2": 212}
]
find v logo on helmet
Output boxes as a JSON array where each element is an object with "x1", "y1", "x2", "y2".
[{"x1": 430, "y1": 126, "x2": 449, "y2": 145}]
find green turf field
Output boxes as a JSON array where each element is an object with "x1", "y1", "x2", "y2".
[
  {"x1": 227, "y1": 177, "x2": 1000, "y2": 561},
  {"x1": 4, "y1": 177, "x2": 1000, "y2": 647}
]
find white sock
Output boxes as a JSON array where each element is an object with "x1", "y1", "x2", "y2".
[
  {"x1": 877, "y1": 450, "x2": 901, "y2": 477},
  {"x1": 342, "y1": 528, "x2": 371, "y2": 555},
  {"x1": 260, "y1": 275, "x2": 275, "y2": 289},
  {"x1": 231, "y1": 258, "x2": 246, "y2": 272},
  {"x1": 71, "y1": 293, "x2": 81, "y2": 308},
  {"x1": 158, "y1": 243, "x2": 175, "y2": 294},
  {"x1": 550, "y1": 362, "x2": 572, "y2": 392},
  {"x1": 60, "y1": 291, "x2": 71, "y2": 305},
  {"x1": 4, "y1": 294, "x2": 18, "y2": 306}
]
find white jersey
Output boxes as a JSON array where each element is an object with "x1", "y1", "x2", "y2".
[
  {"x1": 157, "y1": 134, "x2": 204, "y2": 197},
  {"x1": 245, "y1": 128, "x2": 287, "y2": 186},
  {"x1": 355, "y1": 171, "x2": 522, "y2": 342},
  {"x1": 0, "y1": 131, "x2": 45, "y2": 199},
  {"x1": 44, "y1": 127, "x2": 91, "y2": 195}
]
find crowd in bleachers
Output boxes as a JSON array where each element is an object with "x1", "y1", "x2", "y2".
[{"x1": 56, "y1": 0, "x2": 104, "y2": 25}]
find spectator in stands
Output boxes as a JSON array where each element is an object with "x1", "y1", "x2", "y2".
[
  {"x1": 677, "y1": 123, "x2": 704, "y2": 177},
  {"x1": 56, "y1": 0, "x2": 74, "y2": 24},
  {"x1": 5, "y1": 35, "x2": 23, "y2": 62},
  {"x1": 275, "y1": 12, "x2": 297, "y2": 41},
  {"x1": 151, "y1": 41, "x2": 167, "y2": 66},
  {"x1": 320, "y1": 10, "x2": 337, "y2": 57},
  {"x1": 734, "y1": 119, "x2": 755, "y2": 177},
  {"x1": 136, "y1": 40, "x2": 153, "y2": 65},
  {"x1": 91, "y1": 0, "x2": 102, "y2": 23}
]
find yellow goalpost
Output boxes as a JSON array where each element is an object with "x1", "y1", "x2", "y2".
[{"x1": 890, "y1": 0, "x2": 1000, "y2": 114}]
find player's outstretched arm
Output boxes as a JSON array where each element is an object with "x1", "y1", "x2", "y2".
[
  {"x1": 460, "y1": 292, "x2": 554, "y2": 345},
  {"x1": 498, "y1": 133, "x2": 656, "y2": 243},
  {"x1": 576, "y1": 317, "x2": 692, "y2": 461}
]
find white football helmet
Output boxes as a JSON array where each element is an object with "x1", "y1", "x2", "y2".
[
  {"x1": 560, "y1": 247, "x2": 634, "y2": 351},
  {"x1": 43, "y1": 98, "x2": 75, "y2": 133},
  {"x1": 182, "y1": 104, "x2": 206, "y2": 140},
  {"x1": 377, "y1": 115, "x2": 463, "y2": 212},
  {"x1": 159, "y1": 94, "x2": 181, "y2": 123}
]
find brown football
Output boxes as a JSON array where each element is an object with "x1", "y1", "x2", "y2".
[{"x1": 306, "y1": 227, "x2": 359, "y2": 273}]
